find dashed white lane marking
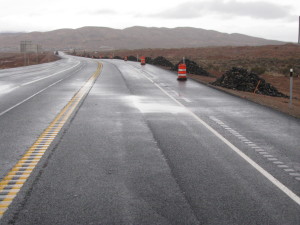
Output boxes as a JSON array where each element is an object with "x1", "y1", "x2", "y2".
[
  {"x1": 285, "y1": 169, "x2": 295, "y2": 172},
  {"x1": 21, "y1": 61, "x2": 81, "y2": 86},
  {"x1": 0, "y1": 63, "x2": 84, "y2": 118},
  {"x1": 267, "y1": 158, "x2": 278, "y2": 161},
  {"x1": 209, "y1": 116, "x2": 300, "y2": 185},
  {"x1": 290, "y1": 173, "x2": 300, "y2": 176},
  {"x1": 0, "y1": 79, "x2": 64, "y2": 117},
  {"x1": 248, "y1": 144, "x2": 257, "y2": 147},
  {"x1": 138, "y1": 70, "x2": 300, "y2": 205},
  {"x1": 181, "y1": 97, "x2": 192, "y2": 103},
  {"x1": 259, "y1": 152, "x2": 268, "y2": 154}
]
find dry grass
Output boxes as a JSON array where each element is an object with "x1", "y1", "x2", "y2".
[
  {"x1": 0, "y1": 52, "x2": 59, "y2": 69},
  {"x1": 96, "y1": 43, "x2": 300, "y2": 77}
]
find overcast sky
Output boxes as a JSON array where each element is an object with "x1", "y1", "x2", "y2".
[{"x1": 0, "y1": 0, "x2": 299, "y2": 42}]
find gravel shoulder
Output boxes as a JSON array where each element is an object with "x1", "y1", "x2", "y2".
[{"x1": 188, "y1": 74, "x2": 300, "y2": 119}]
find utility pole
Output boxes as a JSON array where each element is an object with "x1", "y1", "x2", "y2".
[
  {"x1": 298, "y1": 16, "x2": 300, "y2": 44},
  {"x1": 36, "y1": 45, "x2": 39, "y2": 64},
  {"x1": 20, "y1": 41, "x2": 27, "y2": 66},
  {"x1": 289, "y1": 69, "x2": 293, "y2": 107},
  {"x1": 20, "y1": 41, "x2": 33, "y2": 66}
]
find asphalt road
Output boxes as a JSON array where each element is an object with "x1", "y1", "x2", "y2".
[{"x1": 0, "y1": 57, "x2": 299, "y2": 224}]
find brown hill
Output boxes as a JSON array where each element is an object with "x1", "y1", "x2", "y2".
[{"x1": 0, "y1": 26, "x2": 286, "y2": 52}]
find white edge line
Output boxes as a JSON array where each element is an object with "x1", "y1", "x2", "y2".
[
  {"x1": 21, "y1": 61, "x2": 80, "y2": 86},
  {"x1": 0, "y1": 61, "x2": 83, "y2": 117},
  {"x1": 0, "y1": 79, "x2": 64, "y2": 117},
  {"x1": 140, "y1": 70, "x2": 300, "y2": 206}
]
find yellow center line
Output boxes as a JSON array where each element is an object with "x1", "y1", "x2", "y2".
[{"x1": 0, "y1": 61, "x2": 103, "y2": 220}]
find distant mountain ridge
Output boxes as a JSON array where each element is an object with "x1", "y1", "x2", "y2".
[{"x1": 0, "y1": 26, "x2": 285, "y2": 52}]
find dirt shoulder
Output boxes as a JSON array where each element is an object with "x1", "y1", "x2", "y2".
[
  {"x1": 188, "y1": 74, "x2": 300, "y2": 119},
  {"x1": 0, "y1": 52, "x2": 60, "y2": 69}
]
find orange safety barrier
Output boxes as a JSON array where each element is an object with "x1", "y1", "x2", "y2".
[
  {"x1": 140, "y1": 56, "x2": 146, "y2": 65},
  {"x1": 177, "y1": 63, "x2": 187, "y2": 81}
]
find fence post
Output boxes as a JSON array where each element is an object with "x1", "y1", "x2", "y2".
[{"x1": 289, "y1": 68, "x2": 293, "y2": 107}]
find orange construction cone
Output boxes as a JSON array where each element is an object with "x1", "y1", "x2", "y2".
[
  {"x1": 177, "y1": 63, "x2": 187, "y2": 81},
  {"x1": 140, "y1": 56, "x2": 146, "y2": 65}
]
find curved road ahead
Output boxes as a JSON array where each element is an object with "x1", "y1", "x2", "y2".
[{"x1": 0, "y1": 55, "x2": 299, "y2": 224}]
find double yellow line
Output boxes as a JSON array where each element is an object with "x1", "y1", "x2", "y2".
[{"x1": 0, "y1": 61, "x2": 102, "y2": 219}]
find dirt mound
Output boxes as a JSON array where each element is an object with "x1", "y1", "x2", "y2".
[
  {"x1": 151, "y1": 56, "x2": 174, "y2": 68},
  {"x1": 127, "y1": 55, "x2": 137, "y2": 61},
  {"x1": 173, "y1": 59, "x2": 210, "y2": 76},
  {"x1": 113, "y1": 56, "x2": 122, "y2": 60},
  {"x1": 145, "y1": 57, "x2": 153, "y2": 64},
  {"x1": 212, "y1": 67, "x2": 287, "y2": 97}
]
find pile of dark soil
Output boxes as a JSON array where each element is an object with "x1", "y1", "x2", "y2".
[
  {"x1": 113, "y1": 56, "x2": 122, "y2": 59},
  {"x1": 173, "y1": 59, "x2": 210, "y2": 76},
  {"x1": 151, "y1": 56, "x2": 174, "y2": 68},
  {"x1": 212, "y1": 67, "x2": 287, "y2": 97},
  {"x1": 145, "y1": 57, "x2": 152, "y2": 64},
  {"x1": 127, "y1": 55, "x2": 137, "y2": 61}
]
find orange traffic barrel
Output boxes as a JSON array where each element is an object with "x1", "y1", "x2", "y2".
[
  {"x1": 140, "y1": 56, "x2": 146, "y2": 65},
  {"x1": 177, "y1": 63, "x2": 187, "y2": 81},
  {"x1": 124, "y1": 56, "x2": 128, "y2": 61}
]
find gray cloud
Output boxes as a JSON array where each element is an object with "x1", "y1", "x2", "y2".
[{"x1": 152, "y1": 0, "x2": 292, "y2": 20}]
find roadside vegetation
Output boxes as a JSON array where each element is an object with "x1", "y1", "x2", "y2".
[{"x1": 0, "y1": 52, "x2": 60, "y2": 69}]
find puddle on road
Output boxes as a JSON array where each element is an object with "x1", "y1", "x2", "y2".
[
  {"x1": 125, "y1": 95, "x2": 187, "y2": 114},
  {"x1": 0, "y1": 82, "x2": 18, "y2": 95}
]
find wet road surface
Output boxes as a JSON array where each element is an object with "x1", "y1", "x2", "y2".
[{"x1": 0, "y1": 57, "x2": 299, "y2": 224}]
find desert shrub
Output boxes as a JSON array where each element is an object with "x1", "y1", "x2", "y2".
[
  {"x1": 280, "y1": 65, "x2": 294, "y2": 76},
  {"x1": 251, "y1": 66, "x2": 266, "y2": 75}
]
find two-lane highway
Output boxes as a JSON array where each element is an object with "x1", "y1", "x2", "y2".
[
  {"x1": 0, "y1": 53, "x2": 98, "y2": 186},
  {"x1": 0, "y1": 57, "x2": 299, "y2": 224}
]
